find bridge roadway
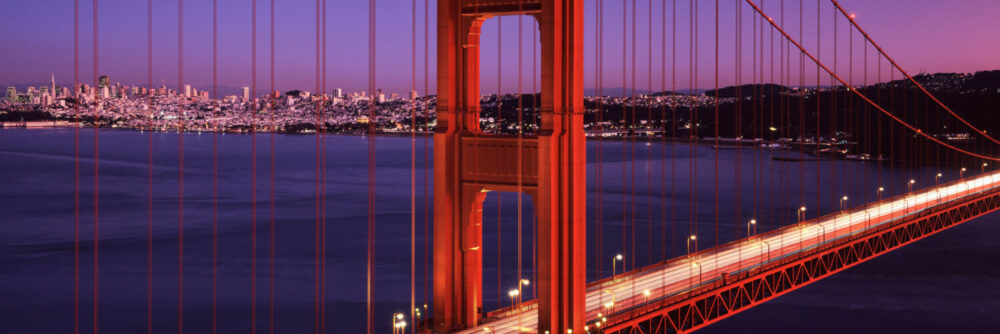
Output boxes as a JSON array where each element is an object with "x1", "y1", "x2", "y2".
[{"x1": 462, "y1": 170, "x2": 1000, "y2": 334}]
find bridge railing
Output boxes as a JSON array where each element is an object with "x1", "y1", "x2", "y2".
[{"x1": 595, "y1": 171, "x2": 1000, "y2": 332}]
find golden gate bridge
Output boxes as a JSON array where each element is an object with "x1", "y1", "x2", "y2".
[{"x1": 61, "y1": 0, "x2": 1000, "y2": 333}]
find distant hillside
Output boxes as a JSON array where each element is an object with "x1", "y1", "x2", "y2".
[{"x1": 703, "y1": 83, "x2": 789, "y2": 98}]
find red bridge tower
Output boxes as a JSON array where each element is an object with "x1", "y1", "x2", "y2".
[{"x1": 432, "y1": 0, "x2": 587, "y2": 333}]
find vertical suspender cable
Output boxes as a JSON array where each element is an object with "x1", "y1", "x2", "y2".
[
  {"x1": 73, "y1": 0, "x2": 80, "y2": 331},
  {"x1": 659, "y1": 0, "x2": 668, "y2": 264},
  {"x1": 630, "y1": 0, "x2": 637, "y2": 275},
  {"x1": 210, "y1": 0, "x2": 219, "y2": 331},
  {"x1": 622, "y1": 0, "x2": 628, "y2": 270},
  {"x1": 517, "y1": 1, "x2": 525, "y2": 324},
  {"x1": 177, "y1": 0, "x2": 186, "y2": 328},
  {"x1": 270, "y1": 0, "x2": 278, "y2": 331},
  {"x1": 149, "y1": 0, "x2": 157, "y2": 332},
  {"x1": 671, "y1": 0, "x2": 677, "y2": 260},
  {"x1": 517, "y1": 1, "x2": 524, "y2": 320},
  {"x1": 532, "y1": 18, "x2": 538, "y2": 300},
  {"x1": 410, "y1": 0, "x2": 417, "y2": 331},
  {"x1": 495, "y1": 15, "x2": 502, "y2": 310},
  {"x1": 714, "y1": 0, "x2": 720, "y2": 252},
  {"x1": 647, "y1": 0, "x2": 654, "y2": 268},
  {"x1": 815, "y1": 0, "x2": 821, "y2": 213},
  {"x1": 660, "y1": 0, "x2": 669, "y2": 287},
  {"x1": 422, "y1": 0, "x2": 430, "y2": 318},
  {"x1": 594, "y1": 0, "x2": 602, "y2": 278},
  {"x1": 251, "y1": 0, "x2": 259, "y2": 330},
  {"x1": 92, "y1": 0, "x2": 101, "y2": 331},
  {"x1": 366, "y1": 0, "x2": 376, "y2": 330}
]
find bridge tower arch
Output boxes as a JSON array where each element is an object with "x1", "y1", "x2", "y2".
[{"x1": 433, "y1": 0, "x2": 586, "y2": 333}]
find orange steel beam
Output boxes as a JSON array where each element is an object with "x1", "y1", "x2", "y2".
[
  {"x1": 599, "y1": 186, "x2": 1000, "y2": 334},
  {"x1": 432, "y1": 0, "x2": 586, "y2": 333}
]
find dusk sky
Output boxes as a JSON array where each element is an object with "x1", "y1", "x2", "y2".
[{"x1": 2, "y1": 0, "x2": 999, "y2": 96}]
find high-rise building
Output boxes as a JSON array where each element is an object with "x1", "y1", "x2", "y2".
[
  {"x1": 51, "y1": 73, "x2": 56, "y2": 98},
  {"x1": 333, "y1": 88, "x2": 343, "y2": 98},
  {"x1": 242, "y1": 86, "x2": 251, "y2": 100},
  {"x1": 408, "y1": 90, "x2": 419, "y2": 100},
  {"x1": 184, "y1": 84, "x2": 192, "y2": 98},
  {"x1": 40, "y1": 86, "x2": 49, "y2": 97},
  {"x1": 6, "y1": 87, "x2": 16, "y2": 101},
  {"x1": 377, "y1": 93, "x2": 386, "y2": 104},
  {"x1": 390, "y1": 93, "x2": 400, "y2": 100},
  {"x1": 99, "y1": 75, "x2": 110, "y2": 89}
]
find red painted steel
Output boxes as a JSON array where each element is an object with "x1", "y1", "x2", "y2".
[
  {"x1": 432, "y1": 0, "x2": 586, "y2": 333},
  {"x1": 601, "y1": 182, "x2": 1000, "y2": 334}
]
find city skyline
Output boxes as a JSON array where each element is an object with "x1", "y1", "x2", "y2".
[{"x1": 2, "y1": 0, "x2": 1000, "y2": 95}]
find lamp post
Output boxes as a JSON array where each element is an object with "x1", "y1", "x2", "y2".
[
  {"x1": 642, "y1": 289, "x2": 651, "y2": 305},
  {"x1": 508, "y1": 289, "x2": 519, "y2": 308},
  {"x1": 877, "y1": 187, "x2": 884, "y2": 201},
  {"x1": 612, "y1": 254, "x2": 623, "y2": 279},
  {"x1": 518, "y1": 278, "x2": 530, "y2": 307},
  {"x1": 686, "y1": 235, "x2": 698, "y2": 258},
  {"x1": 840, "y1": 195, "x2": 849, "y2": 212},
  {"x1": 690, "y1": 261, "x2": 702, "y2": 292},
  {"x1": 908, "y1": 179, "x2": 916, "y2": 193},
  {"x1": 865, "y1": 210, "x2": 872, "y2": 230},
  {"x1": 797, "y1": 206, "x2": 807, "y2": 224},
  {"x1": 603, "y1": 290, "x2": 616, "y2": 315},
  {"x1": 961, "y1": 167, "x2": 967, "y2": 179},
  {"x1": 414, "y1": 307, "x2": 422, "y2": 332},
  {"x1": 935, "y1": 172, "x2": 942, "y2": 186},
  {"x1": 760, "y1": 241, "x2": 771, "y2": 264},
  {"x1": 747, "y1": 219, "x2": 757, "y2": 238},
  {"x1": 983, "y1": 162, "x2": 989, "y2": 174},
  {"x1": 393, "y1": 313, "x2": 405, "y2": 334}
]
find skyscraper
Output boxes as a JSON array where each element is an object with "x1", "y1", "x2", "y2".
[
  {"x1": 408, "y1": 90, "x2": 419, "y2": 100},
  {"x1": 6, "y1": 87, "x2": 16, "y2": 101},
  {"x1": 99, "y1": 75, "x2": 110, "y2": 89},
  {"x1": 242, "y1": 86, "x2": 251, "y2": 101},
  {"x1": 333, "y1": 88, "x2": 343, "y2": 98}
]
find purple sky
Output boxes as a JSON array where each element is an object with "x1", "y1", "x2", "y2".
[{"x1": 2, "y1": 0, "x2": 999, "y2": 96}]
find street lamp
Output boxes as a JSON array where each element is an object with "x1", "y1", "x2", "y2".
[
  {"x1": 935, "y1": 172, "x2": 942, "y2": 186},
  {"x1": 815, "y1": 223, "x2": 827, "y2": 244},
  {"x1": 747, "y1": 219, "x2": 757, "y2": 237},
  {"x1": 797, "y1": 206, "x2": 807, "y2": 223},
  {"x1": 690, "y1": 262, "x2": 703, "y2": 291},
  {"x1": 603, "y1": 290, "x2": 616, "y2": 314},
  {"x1": 840, "y1": 195, "x2": 849, "y2": 211},
  {"x1": 686, "y1": 235, "x2": 698, "y2": 258},
  {"x1": 612, "y1": 254, "x2": 623, "y2": 279},
  {"x1": 908, "y1": 179, "x2": 916, "y2": 192},
  {"x1": 961, "y1": 167, "x2": 967, "y2": 178},
  {"x1": 508, "y1": 289, "x2": 520, "y2": 308},
  {"x1": 864, "y1": 210, "x2": 872, "y2": 230},
  {"x1": 642, "y1": 289, "x2": 651, "y2": 305},
  {"x1": 393, "y1": 313, "x2": 406, "y2": 334},
  {"x1": 877, "y1": 187, "x2": 884, "y2": 201},
  {"x1": 983, "y1": 162, "x2": 989, "y2": 173}
]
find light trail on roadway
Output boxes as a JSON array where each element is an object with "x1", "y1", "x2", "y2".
[{"x1": 463, "y1": 171, "x2": 1000, "y2": 334}]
